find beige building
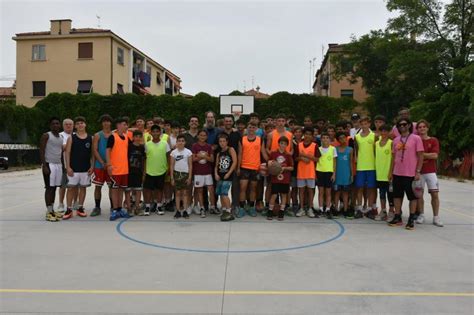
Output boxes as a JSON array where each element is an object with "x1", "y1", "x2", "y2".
[
  {"x1": 313, "y1": 43, "x2": 368, "y2": 103},
  {"x1": 13, "y1": 19, "x2": 182, "y2": 107}
]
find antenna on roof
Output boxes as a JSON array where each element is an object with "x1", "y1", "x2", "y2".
[
  {"x1": 96, "y1": 15, "x2": 101, "y2": 28},
  {"x1": 251, "y1": 75, "x2": 254, "y2": 89}
]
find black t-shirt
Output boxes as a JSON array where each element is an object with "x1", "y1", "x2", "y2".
[
  {"x1": 184, "y1": 131, "x2": 199, "y2": 150},
  {"x1": 215, "y1": 130, "x2": 241, "y2": 154},
  {"x1": 70, "y1": 134, "x2": 92, "y2": 172},
  {"x1": 107, "y1": 134, "x2": 133, "y2": 148},
  {"x1": 217, "y1": 148, "x2": 234, "y2": 180},
  {"x1": 128, "y1": 143, "x2": 145, "y2": 175}
]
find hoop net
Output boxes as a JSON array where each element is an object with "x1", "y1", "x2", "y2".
[{"x1": 232, "y1": 111, "x2": 242, "y2": 121}]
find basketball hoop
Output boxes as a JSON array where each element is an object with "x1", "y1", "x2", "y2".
[{"x1": 232, "y1": 110, "x2": 242, "y2": 121}]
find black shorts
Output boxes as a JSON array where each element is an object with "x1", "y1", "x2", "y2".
[
  {"x1": 143, "y1": 174, "x2": 165, "y2": 190},
  {"x1": 240, "y1": 168, "x2": 259, "y2": 181},
  {"x1": 392, "y1": 175, "x2": 416, "y2": 201},
  {"x1": 128, "y1": 172, "x2": 143, "y2": 190},
  {"x1": 271, "y1": 183, "x2": 290, "y2": 194},
  {"x1": 316, "y1": 171, "x2": 333, "y2": 188}
]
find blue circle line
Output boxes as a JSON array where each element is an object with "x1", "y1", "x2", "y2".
[{"x1": 116, "y1": 218, "x2": 346, "y2": 254}]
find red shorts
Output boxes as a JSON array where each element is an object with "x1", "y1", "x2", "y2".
[
  {"x1": 111, "y1": 174, "x2": 128, "y2": 188},
  {"x1": 92, "y1": 168, "x2": 111, "y2": 186}
]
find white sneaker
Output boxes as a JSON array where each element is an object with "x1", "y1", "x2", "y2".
[
  {"x1": 192, "y1": 205, "x2": 200, "y2": 215},
  {"x1": 296, "y1": 208, "x2": 305, "y2": 217},
  {"x1": 416, "y1": 213, "x2": 425, "y2": 224},
  {"x1": 375, "y1": 210, "x2": 387, "y2": 221},
  {"x1": 57, "y1": 204, "x2": 64, "y2": 212},
  {"x1": 433, "y1": 216, "x2": 444, "y2": 227},
  {"x1": 200, "y1": 209, "x2": 206, "y2": 218},
  {"x1": 387, "y1": 212, "x2": 395, "y2": 222},
  {"x1": 307, "y1": 208, "x2": 316, "y2": 218}
]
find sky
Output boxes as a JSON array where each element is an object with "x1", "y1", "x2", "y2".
[{"x1": 0, "y1": 0, "x2": 393, "y2": 95}]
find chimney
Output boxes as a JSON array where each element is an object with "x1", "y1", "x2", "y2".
[{"x1": 50, "y1": 19, "x2": 72, "y2": 35}]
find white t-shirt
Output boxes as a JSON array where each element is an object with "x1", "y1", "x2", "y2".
[
  {"x1": 60, "y1": 131, "x2": 72, "y2": 146},
  {"x1": 170, "y1": 148, "x2": 192, "y2": 173},
  {"x1": 169, "y1": 135, "x2": 177, "y2": 149},
  {"x1": 320, "y1": 146, "x2": 338, "y2": 158}
]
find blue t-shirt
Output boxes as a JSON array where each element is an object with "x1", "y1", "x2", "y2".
[
  {"x1": 335, "y1": 146, "x2": 352, "y2": 186},
  {"x1": 256, "y1": 128, "x2": 264, "y2": 138}
]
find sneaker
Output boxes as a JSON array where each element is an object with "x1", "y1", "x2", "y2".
[
  {"x1": 119, "y1": 209, "x2": 131, "y2": 218},
  {"x1": 375, "y1": 210, "x2": 388, "y2": 221},
  {"x1": 345, "y1": 210, "x2": 354, "y2": 219},
  {"x1": 90, "y1": 207, "x2": 101, "y2": 217},
  {"x1": 433, "y1": 216, "x2": 444, "y2": 227},
  {"x1": 109, "y1": 210, "x2": 120, "y2": 221},
  {"x1": 220, "y1": 210, "x2": 235, "y2": 222},
  {"x1": 174, "y1": 211, "x2": 182, "y2": 219},
  {"x1": 296, "y1": 208, "x2": 306, "y2": 217},
  {"x1": 388, "y1": 215, "x2": 403, "y2": 226},
  {"x1": 45, "y1": 212, "x2": 59, "y2": 222},
  {"x1": 315, "y1": 209, "x2": 322, "y2": 217},
  {"x1": 365, "y1": 209, "x2": 377, "y2": 220},
  {"x1": 387, "y1": 211, "x2": 395, "y2": 222},
  {"x1": 137, "y1": 209, "x2": 145, "y2": 216},
  {"x1": 200, "y1": 209, "x2": 206, "y2": 218},
  {"x1": 157, "y1": 207, "x2": 165, "y2": 215},
  {"x1": 183, "y1": 211, "x2": 190, "y2": 219},
  {"x1": 248, "y1": 207, "x2": 257, "y2": 217},
  {"x1": 192, "y1": 205, "x2": 200, "y2": 215},
  {"x1": 63, "y1": 208, "x2": 73, "y2": 220},
  {"x1": 212, "y1": 207, "x2": 222, "y2": 215},
  {"x1": 277, "y1": 210, "x2": 284, "y2": 221},
  {"x1": 76, "y1": 207, "x2": 87, "y2": 218},
  {"x1": 416, "y1": 213, "x2": 425, "y2": 224},
  {"x1": 53, "y1": 211, "x2": 64, "y2": 219},
  {"x1": 285, "y1": 207, "x2": 295, "y2": 217},
  {"x1": 406, "y1": 215, "x2": 415, "y2": 230},
  {"x1": 144, "y1": 208, "x2": 150, "y2": 216},
  {"x1": 127, "y1": 210, "x2": 134, "y2": 217},
  {"x1": 236, "y1": 207, "x2": 246, "y2": 218},
  {"x1": 326, "y1": 211, "x2": 333, "y2": 220},
  {"x1": 354, "y1": 210, "x2": 363, "y2": 219},
  {"x1": 57, "y1": 203, "x2": 65, "y2": 212}
]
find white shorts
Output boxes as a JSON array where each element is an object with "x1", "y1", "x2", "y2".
[
  {"x1": 67, "y1": 172, "x2": 91, "y2": 187},
  {"x1": 420, "y1": 173, "x2": 439, "y2": 192},
  {"x1": 44, "y1": 163, "x2": 63, "y2": 187},
  {"x1": 194, "y1": 174, "x2": 213, "y2": 188}
]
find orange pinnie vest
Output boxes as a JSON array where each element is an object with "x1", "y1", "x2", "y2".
[
  {"x1": 241, "y1": 136, "x2": 261, "y2": 170},
  {"x1": 270, "y1": 130, "x2": 293, "y2": 153},
  {"x1": 297, "y1": 142, "x2": 316, "y2": 179},
  {"x1": 110, "y1": 133, "x2": 129, "y2": 175}
]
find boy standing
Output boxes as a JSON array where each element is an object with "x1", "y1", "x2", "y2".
[
  {"x1": 268, "y1": 136, "x2": 294, "y2": 221},
  {"x1": 375, "y1": 125, "x2": 394, "y2": 221},
  {"x1": 39, "y1": 117, "x2": 64, "y2": 222},
  {"x1": 334, "y1": 132, "x2": 353, "y2": 217},
  {"x1": 316, "y1": 133, "x2": 337, "y2": 218},
  {"x1": 126, "y1": 131, "x2": 145, "y2": 216},
  {"x1": 64, "y1": 116, "x2": 94, "y2": 220},
  {"x1": 215, "y1": 133, "x2": 238, "y2": 222},
  {"x1": 170, "y1": 135, "x2": 193, "y2": 219},
  {"x1": 295, "y1": 127, "x2": 320, "y2": 218}
]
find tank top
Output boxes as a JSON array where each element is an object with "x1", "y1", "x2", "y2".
[
  {"x1": 217, "y1": 148, "x2": 233, "y2": 179},
  {"x1": 145, "y1": 140, "x2": 169, "y2": 176},
  {"x1": 270, "y1": 130, "x2": 293, "y2": 153},
  {"x1": 375, "y1": 139, "x2": 393, "y2": 181},
  {"x1": 317, "y1": 145, "x2": 335, "y2": 172},
  {"x1": 94, "y1": 131, "x2": 109, "y2": 169},
  {"x1": 335, "y1": 146, "x2": 352, "y2": 185},
  {"x1": 297, "y1": 142, "x2": 316, "y2": 179},
  {"x1": 355, "y1": 131, "x2": 376, "y2": 171},
  {"x1": 70, "y1": 134, "x2": 92, "y2": 172},
  {"x1": 110, "y1": 133, "x2": 129, "y2": 175},
  {"x1": 45, "y1": 131, "x2": 63, "y2": 164},
  {"x1": 241, "y1": 136, "x2": 261, "y2": 170}
]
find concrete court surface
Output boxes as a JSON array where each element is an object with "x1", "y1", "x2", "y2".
[{"x1": 0, "y1": 169, "x2": 473, "y2": 314}]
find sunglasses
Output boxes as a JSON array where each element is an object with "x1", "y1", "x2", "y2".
[{"x1": 398, "y1": 123, "x2": 408, "y2": 127}]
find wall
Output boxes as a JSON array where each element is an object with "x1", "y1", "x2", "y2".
[
  {"x1": 111, "y1": 39, "x2": 131, "y2": 94},
  {"x1": 146, "y1": 62, "x2": 165, "y2": 95},
  {"x1": 16, "y1": 36, "x2": 112, "y2": 107}
]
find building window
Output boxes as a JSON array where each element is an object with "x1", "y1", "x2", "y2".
[
  {"x1": 32, "y1": 45, "x2": 46, "y2": 61},
  {"x1": 340, "y1": 59, "x2": 354, "y2": 73},
  {"x1": 117, "y1": 47, "x2": 124, "y2": 65},
  {"x1": 156, "y1": 72, "x2": 162, "y2": 85},
  {"x1": 117, "y1": 83, "x2": 124, "y2": 94},
  {"x1": 77, "y1": 80, "x2": 93, "y2": 94},
  {"x1": 340, "y1": 89, "x2": 354, "y2": 98},
  {"x1": 32, "y1": 81, "x2": 46, "y2": 97},
  {"x1": 78, "y1": 42, "x2": 93, "y2": 59}
]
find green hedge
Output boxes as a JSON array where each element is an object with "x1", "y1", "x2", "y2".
[{"x1": 0, "y1": 92, "x2": 357, "y2": 145}]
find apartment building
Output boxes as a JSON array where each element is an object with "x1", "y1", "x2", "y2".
[
  {"x1": 313, "y1": 43, "x2": 368, "y2": 103},
  {"x1": 13, "y1": 19, "x2": 181, "y2": 107}
]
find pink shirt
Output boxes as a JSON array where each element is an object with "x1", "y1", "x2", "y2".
[
  {"x1": 392, "y1": 134, "x2": 424, "y2": 177},
  {"x1": 391, "y1": 122, "x2": 418, "y2": 138}
]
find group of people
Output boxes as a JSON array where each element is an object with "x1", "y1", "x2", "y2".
[{"x1": 40, "y1": 107, "x2": 443, "y2": 230}]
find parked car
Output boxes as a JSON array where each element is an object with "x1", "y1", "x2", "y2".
[{"x1": 0, "y1": 157, "x2": 8, "y2": 170}]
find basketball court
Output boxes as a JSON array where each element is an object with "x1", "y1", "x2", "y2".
[{"x1": 0, "y1": 169, "x2": 473, "y2": 314}]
